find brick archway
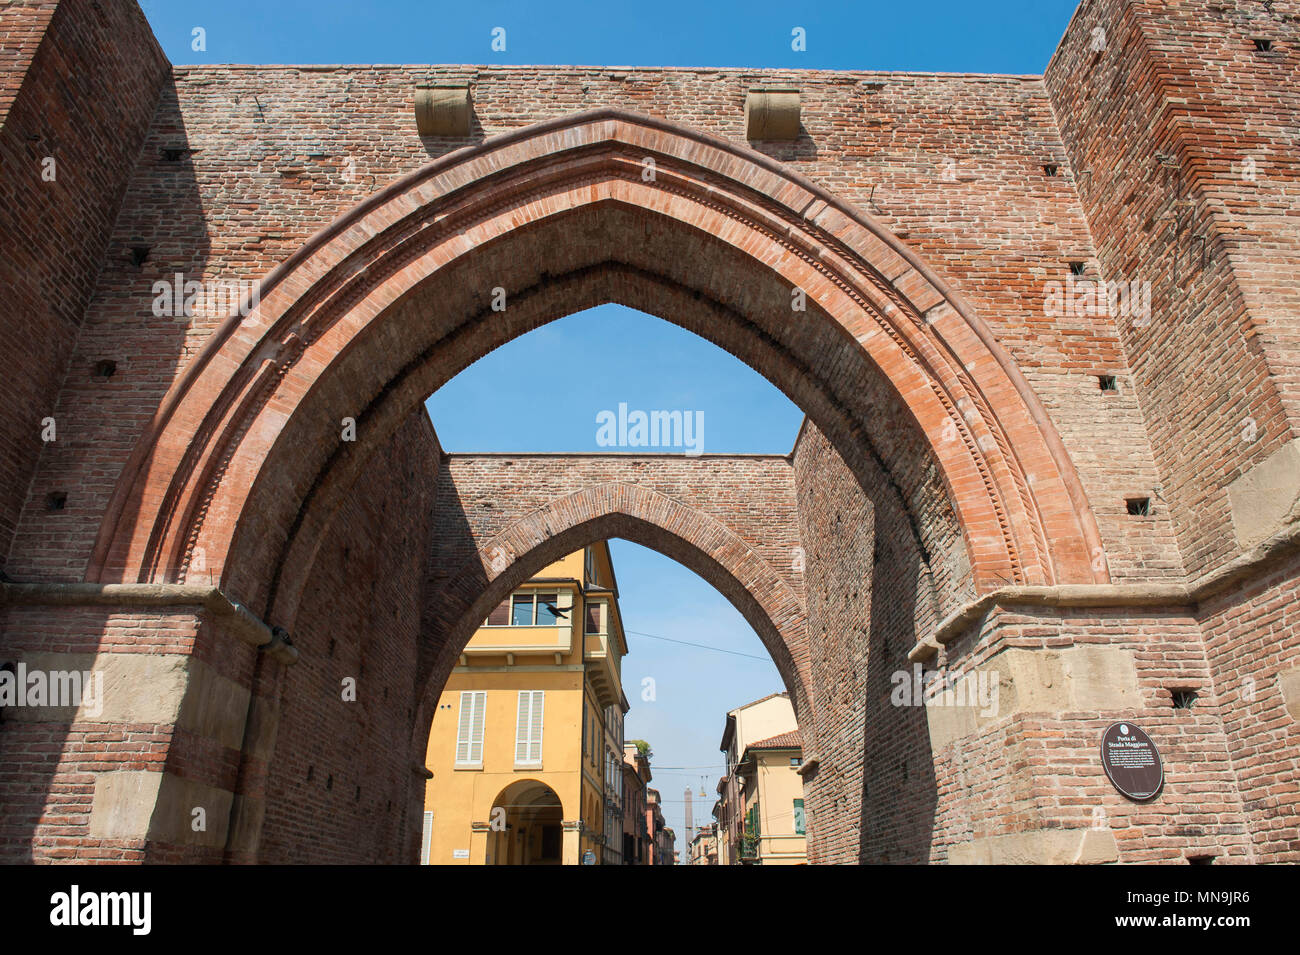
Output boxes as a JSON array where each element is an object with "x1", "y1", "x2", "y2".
[
  {"x1": 6, "y1": 0, "x2": 1296, "y2": 868},
  {"x1": 386, "y1": 474, "x2": 819, "y2": 867},
  {"x1": 415, "y1": 480, "x2": 811, "y2": 728},
  {"x1": 86, "y1": 108, "x2": 1107, "y2": 628}
]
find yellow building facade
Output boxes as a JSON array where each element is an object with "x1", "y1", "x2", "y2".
[
  {"x1": 421, "y1": 543, "x2": 629, "y2": 865},
  {"x1": 718, "y1": 692, "x2": 808, "y2": 865},
  {"x1": 736, "y1": 731, "x2": 807, "y2": 865}
]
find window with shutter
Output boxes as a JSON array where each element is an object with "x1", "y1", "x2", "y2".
[
  {"x1": 486, "y1": 597, "x2": 510, "y2": 626},
  {"x1": 420, "y1": 810, "x2": 434, "y2": 864},
  {"x1": 585, "y1": 601, "x2": 602, "y2": 634},
  {"x1": 515, "y1": 690, "x2": 544, "y2": 766},
  {"x1": 455, "y1": 690, "x2": 486, "y2": 766}
]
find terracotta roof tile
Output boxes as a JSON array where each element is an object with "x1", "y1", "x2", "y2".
[{"x1": 748, "y1": 730, "x2": 801, "y2": 751}]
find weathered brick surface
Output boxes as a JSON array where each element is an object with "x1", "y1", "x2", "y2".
[
  {"x1": 931, "y1": 608, "x2": 1253, "y2": 863},
  {"x1": 1046, "y1": 0, "x2": 1300, "y2": 577},
  {"x1": 418, "y1": 451, "x2": 810, "y2": 713},
  {"x1": 0, "y1": 605, "x2": 201, "y2": 863},
  {"x1": 1, "y1": 0, "x2": 1298, "y2": 864},
  {"x1": 792, "y1": 420, "x2": 953, "y2": 864},
  {"x1": 0, "y1": 1, "x2": 56, "y2": 123},
  {"x1": 793, "y1": 423, "x2": 879, "y2": 863},
  {"x1": 1196, "y1": 548, "x2": 1300, "y2": 862},
  {"x1": 1042, "y1": 0, "x2": 1300, "y2": 863},
  {"x1": 256, "y1": 412, "x2": 439, "y2": 864},
  {"x1": 0, "y1": 0, "x2": 166, "y2": 573},
  {"x1": 6, "y1": 50, "x2": 1166, "y2": 594}
]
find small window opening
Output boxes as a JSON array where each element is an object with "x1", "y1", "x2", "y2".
[
  {"x1": 1126, "y1": 497, "x2": 1151, "y2": 516},
  {"x1": 1187, "y1": 854, "x2": 1215, "y2": 865},
  {"x1": 1043, "y1": 163, "x2": 1059, "y2": 177},
  {"x1": 1253, "y1": 38, "x2": 1273, "y2": 52},
  {"x1": 1171, "y1": 688, "x2": 1198, "y2": 710},
  {"x1": 1098, "y1": 374, "x2": 1119, "y2": 393},
  {"x1": 160, "y1": 147, "x2": 187, "y2": 162},
  {"x1": 1069, "y1": 261, "x2": 1087, "y2": 276},
  {"x1": 92, "y1": 359, "x2": 116, "y2": 379},
  {"x1": 44, "y1": 491, "x2": 67, "y2": 511},
  {"x1": 130, "y1": 246, "x2": 150, "y2": 267}
]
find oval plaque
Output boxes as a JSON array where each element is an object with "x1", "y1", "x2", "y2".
[{"x1": 1100, "y1": 722, "x2": 1163, "y2": 801}]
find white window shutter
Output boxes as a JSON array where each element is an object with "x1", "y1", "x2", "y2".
[
  {"x1": 456, "y1": 693, "x2": 472, "y2": 763},
  {"x1": 469, "y1": 691, "x2": 485, "y2": 763},
  {"x1": 457, "y1": 691, "x2": 485, "y2": 765},
  {"x1": 515, "y1": 690, "x2": 544, "y2": 765},
  {"x1": 530, "y1": 690, "x2": 544, "y2": 763},
  {"x1": 515, "y1": 691, "x2": 529, "y2": 763},
  {"x1": 420, "y1": 810, "x2": 434, "y2": 864}
]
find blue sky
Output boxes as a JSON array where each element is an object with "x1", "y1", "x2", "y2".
[
  {"x1": 139, "y1": 0, "x2": 1082, "y2": 859},
  {"x1": 428, "y1": 307, "x2": 806, "y2": 846},
  {"x1": 141, "y1": 0, "x2": 1079, "y2": 74}
]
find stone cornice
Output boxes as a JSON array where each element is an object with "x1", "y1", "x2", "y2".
[
  {"x1": 911, "y1": 516, "x2": 1300, "y2": 661},
  {"x1": 0, "y1": 581, "x2": 295, "y2": 663}
]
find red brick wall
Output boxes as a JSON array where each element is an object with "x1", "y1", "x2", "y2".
[
  {"x1": 0, "y1": 0, "x2": 167, "y2": 574},
  {"x1": 933, "y1": 608, "x2": 1253, "y2": 863},
  {"x1": 792, "y1": 423, "x2": 875, "y2": 862},
  {"x1": 1043, "y1": 0, "x2": 1300, "y2": 862},
  {"x1": 0, "y1": 603, "x2": 238, "y2": 863},
  {"x1": 0, "y1": 409, "x2": 437, "y2": 864},
  {"x1": 0, "y1": 605, "x2": 175, "y2": 863},
  {"x1": 4, "y1": 53, "x2": 1178, "y2": 592},
  {"x1": 1196, "y1": 548, "x2": 1300, "y2": 863},
  {"x1": 419, "y1": 451, "x2": 810, "y2": 710},
  {"x1": 3, "y1": 0, "x2": 1300, "y2": 865},
  {"x1": 255, "y1": 411, "x2": 440, "y2": 863},
  {"x1": 1046, "y1": 0, "x2": 1300, "y2": 576},
  {"x1": 0, "y1": 1, "x2": 56, "y2": 122}
]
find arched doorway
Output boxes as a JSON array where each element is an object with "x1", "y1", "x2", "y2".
[{"x1": 487, "y1": 781, "x2": 565, "y2": 866}]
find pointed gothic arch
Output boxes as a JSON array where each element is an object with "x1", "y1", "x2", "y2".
[{"x1": 87, "y1": 108, "x2": 1108, "y2": 635}]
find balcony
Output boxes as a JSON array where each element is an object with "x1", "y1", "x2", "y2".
[
  {"x1": 583, "y1": 631, "x2": 622, "y2": 708},
  {"x1": 462, "y1": 587, "x2": 576, "y2": 662}
]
